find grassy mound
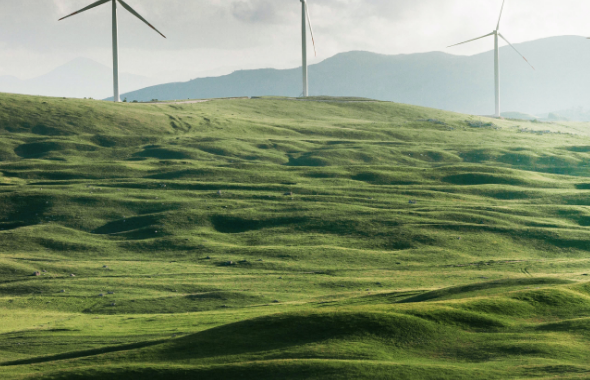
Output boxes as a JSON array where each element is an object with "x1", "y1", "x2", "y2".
[{"x1": 0, "y1": 93, "x2": 590, "y2": 379}]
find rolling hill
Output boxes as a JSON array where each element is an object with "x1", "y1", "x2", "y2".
[
  {"x1": 1, "y1": 92, "x2": 590, "y2": 379},
  {"x1": 114, "y1": 35, "x2": 590, "y2": 117}
]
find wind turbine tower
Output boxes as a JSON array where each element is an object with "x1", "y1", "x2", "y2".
[
  {"x1": 449, "y1": 0, "x2": 534, "y2": 117},
  {"x1": 301, "y1": 0, "x2": 317, "y2": 97},
  {"x1": 59, "y1": 0, "x2": 166, "y2": 102}
]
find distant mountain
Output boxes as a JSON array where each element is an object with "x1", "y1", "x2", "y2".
[
  {"x1": 502, "y1": 107, "x2": 590, "y2": 122},
  {"x1": 0, "y1": 58, "x2": 156, "y2": 99},
  {"x1": 501, "y1": 112, "x2": 539, "y2": 121},
  {"x1": 115, "y1": 36, "x2": 590, "y2": 116},
  {"x1": 0, "y1": 75, "x2": 21, "y2": 85},
  {"x1": 542, "y1": 106, "x2": 590, "y2": 122}
]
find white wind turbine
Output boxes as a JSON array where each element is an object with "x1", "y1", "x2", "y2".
[
  {"x1": 300, "y1": 0, "x2": 317, "y2": 97},
  {"x1": 59, "y1": 0, "x2": 166, "y2": 102},
  {"x1": 448, "y1": 0, "x2": 534, "y2": 118}
]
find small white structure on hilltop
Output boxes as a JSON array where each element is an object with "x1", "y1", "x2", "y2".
[
  {"x1": 300, "y1": 0, "x2": 317, "y2": 97},
  {"x1": 448, "y1": 0, "x2": 535, "y2": 118},
  {"x1": 59, "y1": 0, "x2": 166, "y2": 103}
]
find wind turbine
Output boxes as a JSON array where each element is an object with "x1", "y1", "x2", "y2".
[
  {"x1": 300, "y1": 0, "x2": 317, "y2": 97},
  {"x1": 448, "y1": 0, "x2": 534, "y2": 118},
  {"x1": 59, "y1": 0, "x2": 166, "y2": 102}
]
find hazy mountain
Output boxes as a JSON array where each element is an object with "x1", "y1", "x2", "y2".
[
  {"x1": 115, "y1": 36, "x2": 590, "y2": 116},
  {"x1": 542, "y1": 106, "x2": 590, "y2": 122},
  {"x1": 0, "y1": 57, "x2": 157, "y2": 99},
  {"x1": 0, "y1": 75, "x2": 21, "y2": 85}
]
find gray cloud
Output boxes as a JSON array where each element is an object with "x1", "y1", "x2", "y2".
[
  {"x1": 0, "y1": 1, "x2": 588, "y2": 80},
  {"x1": 231, "y1": 0, "x2": 287, "y2": 24}
]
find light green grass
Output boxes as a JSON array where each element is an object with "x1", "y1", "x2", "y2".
[{"x1": 0, "y1": 92, "x2": 590, "y2": 379}]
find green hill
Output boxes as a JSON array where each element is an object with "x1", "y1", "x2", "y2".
[{"x1": 1, "y1": 93, "x2": 590, "y2": 379}]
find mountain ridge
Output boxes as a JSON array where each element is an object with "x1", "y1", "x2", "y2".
[{"x1": 113, "y1": 35, "x2": 590, "y2": 116}]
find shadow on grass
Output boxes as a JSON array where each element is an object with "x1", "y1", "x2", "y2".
[
  {"x1": 398, "y1": 278, "x2": 572, "y2": 304},
  {"x1": 0, "y1": 339, "x2": 168, "y2": 367}
]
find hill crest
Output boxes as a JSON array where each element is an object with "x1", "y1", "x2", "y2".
[{"x1": 113, "y1": 35, "x2": 590, "y2": 116}]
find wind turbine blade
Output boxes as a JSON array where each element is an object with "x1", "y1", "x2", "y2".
[
  {"x1": 58, "y1": 0, "x2": 110, "y2": 21},
  {"x1": 499, "y1": 33, "x2": 535, "y2": 70},
  {"x1": 117, "y1": 0, "x2": 166, "y2": 38},
  {"x1": 305, "y1": 4, "x2": 317, "y2": 57},
  {"x1": 496, "y1": 0, "x2": 506, "y2": 30},
  {"x1": 448, "y1": 32, "x2": 494, "y2": 48}
]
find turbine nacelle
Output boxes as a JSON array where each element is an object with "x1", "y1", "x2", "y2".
[
  {"x1": 447, "y1": 0, "x2": 534, "y2": 117},
  {"x1": 59, "y1": 0, "x2": 166, "y2": 38},
  {"x1": 59, "y1": 0, "x2": 165, "y2": 102}
]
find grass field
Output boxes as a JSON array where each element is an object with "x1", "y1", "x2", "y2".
[{"x1": 0, "y1": 92, "x2": 590, "y2": 379}]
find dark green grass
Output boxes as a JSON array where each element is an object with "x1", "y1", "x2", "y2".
[{"x1": 1, "y1": 93, "x2": 590, "y2": 379}]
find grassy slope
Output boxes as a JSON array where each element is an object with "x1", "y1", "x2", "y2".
[{"x1": 0, "y1": 93, "x2": 590, "y2": 379}]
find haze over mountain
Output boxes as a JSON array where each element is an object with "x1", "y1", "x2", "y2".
[
  {"x1": 114, "y1": 36, "x2": 590, "y2": 117},
  {"x1": 0, "y1": 58, "x2": 271, "y2": 101},
  {"x1": 0, "y1": 57, "x2": 157, "y2": 100}
]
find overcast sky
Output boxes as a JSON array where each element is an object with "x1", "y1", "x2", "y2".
[{"x1": 0, "y1": 0, "x2": 589, "y2": 81}]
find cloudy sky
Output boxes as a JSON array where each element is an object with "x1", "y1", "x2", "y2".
[{"x1": 0, "y1": 0, "x2": 589, "y2": 81}]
